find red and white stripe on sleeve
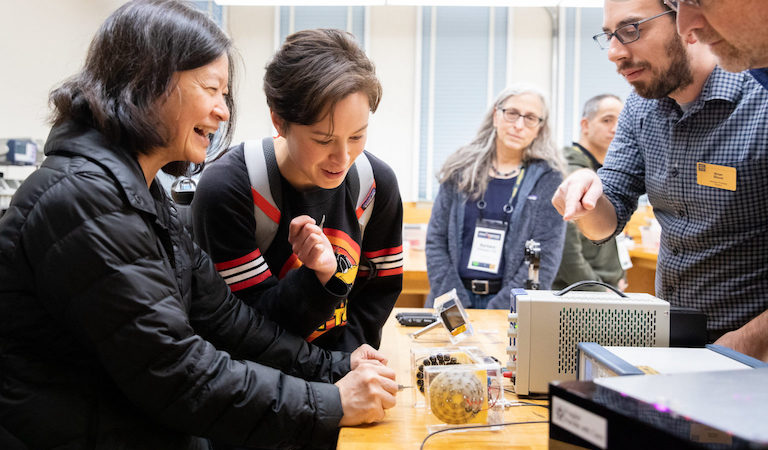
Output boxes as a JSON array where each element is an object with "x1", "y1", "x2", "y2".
[
  {"x1": 358, "y1": 245, "x2": 403, "y2": 278},
  {"x1": 214, "y1": 249, "x2": 272, "y2": 291}
]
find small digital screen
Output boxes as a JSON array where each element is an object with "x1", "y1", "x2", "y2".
[{"x1": 440, "y1": 301, "x2": 465, "y2": 331}]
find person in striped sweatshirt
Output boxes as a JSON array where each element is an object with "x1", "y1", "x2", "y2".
[{"x1": 193, "y1": 29, "x2": 403, "y2": 352}]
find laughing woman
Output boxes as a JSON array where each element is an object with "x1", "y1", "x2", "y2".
[
  {"x1": 425, "y1": 86, "x2": 567, "y2": 309},
  {"x1": 0, "y1": 2, "x2": 395, "y2": 448}
]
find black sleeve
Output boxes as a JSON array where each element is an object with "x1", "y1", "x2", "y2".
[
  {"x1": 187, "y1": 240, "x2": 351, "y2": 385},
  {"x1": 333, "y1": 153, "x2": 403, "y2": 350},
  {"x1": 30, "y1": 169, "x2": 346, "y2": 448},
  {"x1": 192, "y1": 146, "x2": 347, "y2": 338}
]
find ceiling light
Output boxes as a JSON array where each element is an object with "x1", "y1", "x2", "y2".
[
  {"x1": 214, "y1": 0, "x2": 604, "y2": 6},
  {"x1": 214, "y1": 0, "x2": 384, "y2": 5}
]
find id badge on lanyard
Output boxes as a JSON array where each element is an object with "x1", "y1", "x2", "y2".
[{"x1": 466, "y1": 218, "x2": 507, "y2": 274}]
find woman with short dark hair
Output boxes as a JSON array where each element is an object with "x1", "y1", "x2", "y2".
[
  {"x1": 0, "y1": 2, "x2": 395, "y2": 448},
  {"x1": 193, "y1": 29, "x2": 403, "y2": 353}
]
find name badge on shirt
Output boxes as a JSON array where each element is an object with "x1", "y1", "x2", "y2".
[
  {"x1": 466, "y1": 218, "x2": 506, "y2": 274},
  {"x1": 696, "y1": 162, "x2": 736, "y2": 191}
]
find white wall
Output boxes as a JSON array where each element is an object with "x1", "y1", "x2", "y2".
[
  {"x1": 0, "y1": 0, "x2": 125, "y2": 141},
  {"x1": 226, "y1": 6, "x2": 276, "y2": 143},
  {"x1": 367, "y1": 6, "x2": 419, "y2": 200},
  {"x1": 509, "y1": 8, "x2": 554, "y2": 96},
  {"x1": 0, "y1": 1, "x2": 279, "y2": 144}
]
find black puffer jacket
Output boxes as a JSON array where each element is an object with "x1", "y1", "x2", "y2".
[{"x1": 0, "y1": 122, "x2": 347, "y2": 449}]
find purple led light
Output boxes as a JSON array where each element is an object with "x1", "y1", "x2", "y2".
[{"x1": 653, "y1": 403, "x2": 670, "y2": 413}]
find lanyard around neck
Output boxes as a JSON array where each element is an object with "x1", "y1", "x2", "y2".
[{"x1": 477, "y1": 166, "x2": 526, "y2": 215}]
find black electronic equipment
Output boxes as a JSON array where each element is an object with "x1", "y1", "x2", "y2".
[
  {"x1": 171, "y1": 177, "x2": 196, "y2": 205},
  {"x1": 396, "y1": 312, "x2": 437, "y2": 327},
  {"x1": 549, "y1": 368, "x2": 768, "y2": 449},
  {"x1": 524, "y1": 239, "x2": 541, "y2": 290},
  {"x1": 6, "y1": 139, "x2": 37, "y2": 165},
  {"x1": 669, "y1": 306, "x2": 708, "y2": 347}
]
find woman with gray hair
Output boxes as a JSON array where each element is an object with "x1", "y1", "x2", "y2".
[{"x1": 425, "y1": 85, "x2": 566, "y2": 309}]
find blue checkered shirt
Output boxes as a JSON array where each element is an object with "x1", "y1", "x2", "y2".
[{"x1": 597, "y1": 66, "x2": 768, "y2": 333}]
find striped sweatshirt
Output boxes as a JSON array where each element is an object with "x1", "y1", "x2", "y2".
[{"x1": 192, "y1": 142, "x2": 403, "y2": 351}]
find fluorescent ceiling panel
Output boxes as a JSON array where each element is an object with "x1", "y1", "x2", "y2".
[
  {"x1": 215, "y1": 0, "x2": 384, "y2": 5},
  {"x1": 215, "y1": 0, "x2": 604, "y2": 5},
  {"x1": 560, "y1": 0, "x2": 603, "y2": 7},
  {"x1": 386, "y1": 0, "x2": 556, "y2": 5}
]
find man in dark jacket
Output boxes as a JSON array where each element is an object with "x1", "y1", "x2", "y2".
[
  {"x1": 553, "y1": 94, "x2": 627, "y2": 291},
  {"x1": 0, "y1": 1, "x2": 396, "y2": 448}
]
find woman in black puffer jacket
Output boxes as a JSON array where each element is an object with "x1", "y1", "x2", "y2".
[{"x1": 0, "y1": 1, "x2": 396, "y2": 449}]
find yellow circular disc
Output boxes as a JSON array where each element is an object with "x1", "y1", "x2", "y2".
[{"x1": 428, "y1": 370, "x2": 484, "y2": 424}]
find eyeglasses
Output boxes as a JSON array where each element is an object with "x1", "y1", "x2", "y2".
[
  {"x1": 593, "y1": 9, "x2": 675, "y2": 50},
  {"x1": 499, "y1": 108, "x2": 543, "y2": 128},
  {"x1": 663, "y1": 0, "x2": 701, "y2": 12}
]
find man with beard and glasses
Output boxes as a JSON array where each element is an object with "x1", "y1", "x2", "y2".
[
  {"x1": 551, "y1": 0, "x2": 768, "y2": 361},
  {"x1": 667, "y1": 0, "x2": 768, "y2": 361},
  {"x1": 669, "y1": 0, "x2": 768, "y2": 89}
]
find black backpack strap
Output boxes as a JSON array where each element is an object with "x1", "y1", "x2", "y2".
[{"x1": 261, "y1": 137, "x2": 283, "y2": 211}]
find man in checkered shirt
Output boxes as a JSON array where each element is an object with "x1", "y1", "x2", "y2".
[
  {"x1": 552, "y1": 0, "x2": 768, "y2": 361},
  {"x1": 671, "y1": 0, "x2": 768, "y2": 361}
]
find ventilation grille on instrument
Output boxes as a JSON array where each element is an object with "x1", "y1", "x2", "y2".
[{"x1": 557, "y1": 307, "x2": 657, "y2": 374}]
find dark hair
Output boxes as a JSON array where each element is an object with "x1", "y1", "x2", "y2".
[
  {"x1": 264, "y1": 28, "x2": 381, "y2": 134},
  {"x1": 581, "y1": 94, "x2": 622, "y2": 120},
  {"x1": 49, "y1": 0, "x2": 236, "y2": 176}
]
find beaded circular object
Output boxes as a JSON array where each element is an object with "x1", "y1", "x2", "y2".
[
  {"x1": 415, "y1": 353, "x2": 459, "y2": 394},
  {"x1": 427, "y1": 370, "x2": 484, "y2": 424}
]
